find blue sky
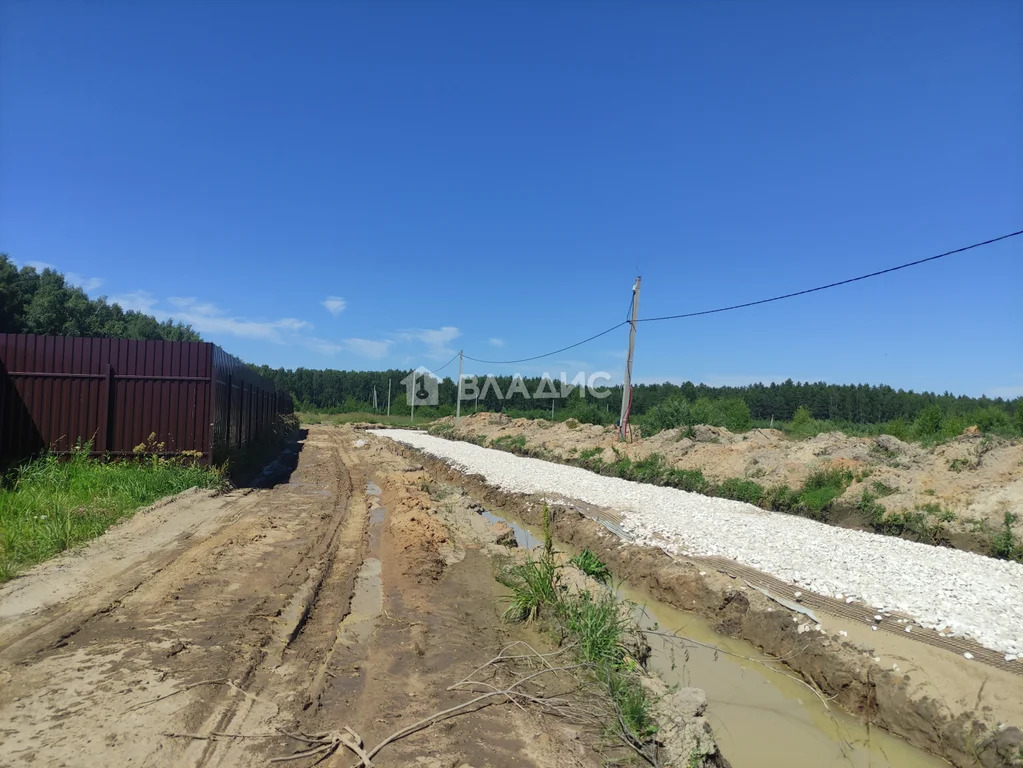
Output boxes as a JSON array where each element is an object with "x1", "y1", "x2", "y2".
[{"x1": 2, "y1": 1, "x2": 1021, "y2": 398}]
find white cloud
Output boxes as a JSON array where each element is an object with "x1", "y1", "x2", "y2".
[
  {"x1": 167, "y1": 296, "x2": 223, "y2": 317},
  {"x1": 110, "y1": 290, "x2": 159, "y2": 313},
  {"x1": 394, "y1": 326, "x2": 461, "y2": 359},
  {"x1": 488, "y1": 337, "x2": 504, "y2": 347},
  {"x1": 343, "y1": 338, "x2": 393, "y2": 359},
  {"x1": 302, "y1": 337, "x2": 344, "y2": 355},
  {"x1": 159, "y1": 296, "x2": 310, "y2": 342},
  {"x1": 322, "y1": 296, "x2": 347, "y2": 317},
  {"x1": 23, "y1": 260, "x2": 103, "y2": 294},
  {"x1": 298, "y1": 336, "x2": 392, "y2": 358},
  {"x1": 107, "y1": 292, "x2": 311, "y2": 343},
  {"x1": 66, "y1": 272, "x2": 104, "y2": 293}
]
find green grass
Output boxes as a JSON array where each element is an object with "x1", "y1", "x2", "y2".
[
  {"x1": 490, "y1": 433, "x2": 527, "y2": 451},
  {"x1": 569, "y1": 549, "x2": 612, "y2": 584},
  {"x1": 0, "y1": 449, "x2": 221, "y2": 582},
  {"x1": 716, "y1": 477, "x2": 765, "y2": 505},
  {"x1": 497, "y1": 555, "x2": 561, "y2": 622},
  {"x1": 497, "y1": 509, "x2": 658, "y2": 753},
  {"x1": 297, "y1": 410, "x2": 437, "y2": 427},
  {"x1": 794, "y1": 467, "x2": 854, "y2": 517},
  {"x1": 991, "y1": 511, "x2": 1023, "y2": 562}
]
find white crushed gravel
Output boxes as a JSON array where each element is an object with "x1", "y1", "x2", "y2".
[{"x1": 375, "y1": 429, "x2": 1023, "y2": 657}]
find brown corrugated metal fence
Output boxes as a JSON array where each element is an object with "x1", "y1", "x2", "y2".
[{"x1": 0, "y1": 334, "x2": 292, "y2": 466}]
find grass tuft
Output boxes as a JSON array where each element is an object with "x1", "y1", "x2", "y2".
[
  {"x1": 497, "y1": 506, "x2": 658, "y2": 753},
  {"x1": 569, "y1": 549, "x2": 611, "y2": 584}
]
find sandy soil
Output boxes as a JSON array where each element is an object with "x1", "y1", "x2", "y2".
[
  {"x1": 0, "y1": 427, "x2": 623, "y2": 768},
  {"x1": 434, "y1": 413, "x2": 1023, "y2": 544}
]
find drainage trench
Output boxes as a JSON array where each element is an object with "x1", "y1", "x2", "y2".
[{"x1": 482, "y1": 508, "x2": 948, "y2": 768}]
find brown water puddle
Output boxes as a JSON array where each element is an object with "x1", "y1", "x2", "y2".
[{"x1": 485, "y1": 509, "x2": 948, "y2": 768}]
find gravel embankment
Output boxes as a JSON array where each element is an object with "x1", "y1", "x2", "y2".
[{"x1": 374, "y1": 429, "x2": 1023, "y2": 658}]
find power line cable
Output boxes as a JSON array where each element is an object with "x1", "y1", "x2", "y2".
[
  {"x1": 418, "y1": 351, "x2": 460, "y2": 378},
  {"x1": 441, "y1": 228, "x2": 1020, "y2": 369},
  {"x1": 464, "y1": 321, "x2": 628, "y2": 365},
  {"x1": 637, "y1": 229, "x2": 1023, "y2": 323}
]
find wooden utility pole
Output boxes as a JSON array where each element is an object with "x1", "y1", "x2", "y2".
[
  {"x1": 455, "y1": 350, "x2": 464, "y2": 426},
  {"x1": 618, "y1": 277, "x2": 641, "y2": 441}
]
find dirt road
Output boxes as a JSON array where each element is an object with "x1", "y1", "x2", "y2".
[{"x1": 0, "y1": 427, "x2": 608, "y2": 767}]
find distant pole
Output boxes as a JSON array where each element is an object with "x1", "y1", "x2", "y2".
[
  {"x1": 410, "y1": 371, "x2": 416, "y2": 425},
  {"x1": 618, "y1": 276, "x2": 641, "y2": 441},
  {"x1": 551, "y1": 392, "x2": 555, "y2": 420},
  {"x1": 387, "y1": 379, "x2": 391, "y2": 416},
  {"x1": 373, "y1": 385, "x2": 378, "y2": 412},
  {"x1": 455, "y1": 350, "x2": 464, "y2": 426}
]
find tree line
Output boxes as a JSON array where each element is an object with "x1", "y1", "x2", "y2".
[
  {"x1": 249, "y1": 364, "x2": 1022, "y2": 435},
  {"x1": 0, "y1": 254, "x2": 200, "y2": 342}
]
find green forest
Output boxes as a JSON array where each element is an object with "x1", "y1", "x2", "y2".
[
  {"x1": 251, "y1": 365, "x2": 1023, "y2": 442},
  {"x1": 0, "y1": 254, "x2": 199, "y2": 342}
]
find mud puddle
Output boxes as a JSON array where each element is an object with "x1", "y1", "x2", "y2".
[
  {"x1": 623, "y1": 586, "x2": 948, "y2": 768},
  {"x1": 480, "y1": 508, "x2": 541, "y2": 549},
  {"x1": 336, "y1": 481, "x2": 387, "y2": 645},
  {"x1": 484, "y1": 508, "x2": 948, "y2": 768}
]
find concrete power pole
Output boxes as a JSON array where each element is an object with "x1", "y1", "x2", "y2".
[
  {"x1": 455, "y1": 350, "x2": 463, "y2": 426},
  {"x1": 618, "y1": 276, "x2": 641, "y2": 441}
]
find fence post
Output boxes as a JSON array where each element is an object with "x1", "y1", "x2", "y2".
[
  {"x1": 225, "y1": 373, "x2": 232, "y2": 452},
  {"x1": 99, "y1": 363, "x2": 115, "y2": 455}
]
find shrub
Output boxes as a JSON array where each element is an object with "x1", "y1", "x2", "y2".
[
  {"x1": 631, "y1": 453, "x2": 669, "y2": 484},
  {"x1": 857, "y1": 490, "x2": 887, "y2": 527},
  {"x1": 787, "y1": 405, "x2": 825, "y2": 438},
  {"x1": 490, "y1": 434, "x2": 527, "y2": 451},
  {"x1": 717, "y1": 477, "x2": 764, "y2": 505},
  {"x1": 878, "y1": 417, "x2": 912, "y2": 442},
  {"x1": 640, "y1": 396, "x2": 691, "y2": 435},
  {"x1": 796, "y1": 466, "x2": 853, "y2": 516},
  {"x1": 763, "y1": 484, "x2": 799, "y2": 512},
  {"x1": 664, "y1": 468, "x2": 710, "y2": 494},
  {"x1": 803, "y1": 466, "x2": 854, "y2": 491},
  {"x1": 991, "y1": 511, "x2": 1022, "y2": 562},
  {"x1": 715, "y1": 398, "x2": 754, "y2": 432},
  {"x1": 913, "y1": 405, "x2": 943, "y2": 438},
  {"x1": 971, "y1": 406, "x2": 1012, "y2": 434}
]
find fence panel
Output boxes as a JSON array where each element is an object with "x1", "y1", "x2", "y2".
[{"x1": 1, "y1": 333, "x2": 292, "y2": 466}]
